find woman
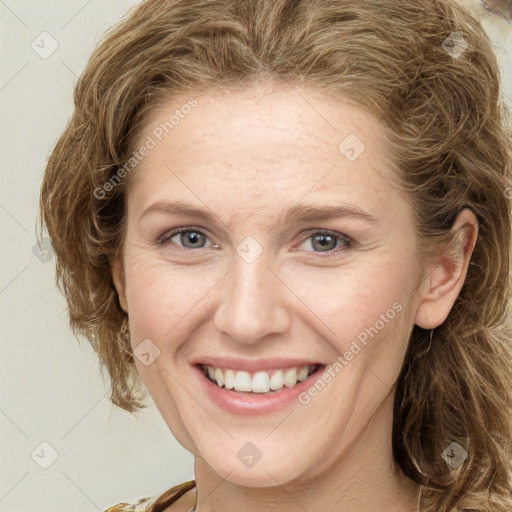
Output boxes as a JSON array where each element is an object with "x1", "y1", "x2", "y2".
[{"x1": 39, "y1": 0, "x2": 512, "y2": 510}]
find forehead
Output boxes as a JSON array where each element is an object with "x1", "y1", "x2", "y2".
[{"x1": 127, "y1": 83, "x2": 403, "y2": 223}]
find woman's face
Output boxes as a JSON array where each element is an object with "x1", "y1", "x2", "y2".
[{"x1": 113, "y1": 83, "x2": 428, "y2": 486}]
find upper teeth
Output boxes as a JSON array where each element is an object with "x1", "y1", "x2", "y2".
[{"x1": 202, "y1": 365, "x2": 317, "y2": 393}]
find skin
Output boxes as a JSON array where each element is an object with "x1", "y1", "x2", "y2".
[{"x1": 111, "y1": 82, "x2": 478, "y2": 512}]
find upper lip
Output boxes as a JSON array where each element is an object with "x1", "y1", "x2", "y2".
[{"x1": 192, "y1": 357, "x2": 325, "y2": 372}]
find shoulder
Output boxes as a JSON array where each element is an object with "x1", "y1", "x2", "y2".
[
  {"x1": 103, "y1": 480, "x2": 196, "y2": 512},
  {"x1": 103, "y1": 496, "x2": 153, "y2": 512}
]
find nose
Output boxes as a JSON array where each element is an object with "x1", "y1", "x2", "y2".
[{"x1": 213, "y1": 251, "x2": 291, "y2": 345}]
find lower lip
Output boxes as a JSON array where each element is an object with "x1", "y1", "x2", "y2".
[{"x1": 193, "y1": 364, "x2": 326, "y2": 415}]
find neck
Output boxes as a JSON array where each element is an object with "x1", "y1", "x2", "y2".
[{"x1": 192, "y1": 391, "x2": 421, "y2": 512}]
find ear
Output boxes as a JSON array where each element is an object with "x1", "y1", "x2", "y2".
[
  {"x1": 110, "y1": 251, "x2": 128, "y2": 313},
  {"x1": 414, "y1": 208, "x2": 478, "y2": 329}
]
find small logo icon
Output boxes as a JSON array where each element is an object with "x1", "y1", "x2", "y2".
[
  {"x1": 441, "y1": 441, "x2": 468, "y2": 469},
  {"x1": 32, "y1": 236, "x2": 53, "y2": 263},
  {"x1": 237, "y1": 442, "x2": 263, "y2": 468},
  {"x1": 236, "y1": 236, "x2": 263, "y2": 264},
  {"x1": 31, "y1": 32, "x2": 59, "y2": 59},
  {"x1": 133, "y1": 338, "x2": 161, "y2": 366},
  {"x1": 338, "y1": 134, "x2": 366, "y2": 162},
  {"x1": 31, "y1": 441, "x2": 59, "y2": 469},
  {"x1": 442, "y1": 32, "x2": 468, "y2": 58}
]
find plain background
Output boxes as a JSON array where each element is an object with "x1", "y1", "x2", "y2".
[{"x1": 0, "y1": 1, "x2": 510, "y2": 511}]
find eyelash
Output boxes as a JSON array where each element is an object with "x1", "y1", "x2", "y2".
[{"x1": 157, "y1": 226, "x2": 353, "y2": 258}]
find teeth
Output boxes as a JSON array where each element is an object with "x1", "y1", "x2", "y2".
[
  {"x1": 283, "y1": 368, "x2": 297, "y2": 388},
  {"x1": 234, "y1": 371, "x2": 253, "y2": 392},
  {"x1": 225, "y1": 369, "x2": 235, "y2": 390},
  {"x1": 202, "y1": 364, "x2": 318, "y2": 393},
  {"x1": 252, "y1": 371, "x2": 270, "y2": 393},
  {"x1": 214, "y1": 368, "x2": 224, "y2": 387},
  {"x1": 269, "y1": 370, "x2": 283, "y2": 391},
  {"x1": 297, "y1": 366, "x2": 309, "y2": 381}
]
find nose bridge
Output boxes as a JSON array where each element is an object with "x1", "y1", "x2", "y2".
[{"x1": 213, "y1": 244, "x2": 290, "y2": 344}]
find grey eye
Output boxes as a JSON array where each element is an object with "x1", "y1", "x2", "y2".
[
  {"x1": 310, "y1": 233, "x2": 338, "y2": 252},
  {"x1": 172, "y1": 230, "x2": 208, "y2": 249}
]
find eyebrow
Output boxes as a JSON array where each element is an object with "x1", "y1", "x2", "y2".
[{"x1": 138, "y1": 199, "x2": 379, "y2": 228}]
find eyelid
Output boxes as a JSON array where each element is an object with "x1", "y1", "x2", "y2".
[
  {"x1": 157, "y1": 226, "x2": 354, "y2": 257},
  {"x1": 298, "y1": 228, "x2": 352, "y2": 245},
  {"x1": 294, "y1": 229, "x2": 353, "y2": 256},
  {"x1": 157, "y1": 226, "x2": 218, "y2": 249}
]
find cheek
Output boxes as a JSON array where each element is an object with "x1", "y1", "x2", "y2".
[
  {"x1": 283, "y1": 260, "x2": 416, "y2": 396},
  {"x1": 124, "y1": 243, "x2": 418, "y2": 365},
  {"x1": 122, "y1": 251, "x2": 223, "y2": 346},
  {"x1": 285, "y1": 259, "x2": 413, "y2": 345}
]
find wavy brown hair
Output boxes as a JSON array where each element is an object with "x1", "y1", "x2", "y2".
[{"x1": 39, "y1": 0, "x2": 512, "y2": 510}]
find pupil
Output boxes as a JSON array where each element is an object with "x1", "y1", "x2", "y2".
[
  {"x1": 314, "y1": 234, "x2": 335, "y2": 251},
  {"x1": 182, "y1": 231, "x2": 203, "y2": 248}
]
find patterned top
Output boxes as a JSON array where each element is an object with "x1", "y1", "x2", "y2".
[{"x1": 104, "y1": 480, "x2": 196, "y2": 512}]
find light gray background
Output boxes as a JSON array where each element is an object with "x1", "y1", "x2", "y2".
[{"x1": 0, "y1": 1, "x2": 510, "y2": 511}]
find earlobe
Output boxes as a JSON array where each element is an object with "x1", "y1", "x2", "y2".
[
  {"x1": 414, "y1": 208, "x2": 478, "y2": 330},
  {"x1": 110, "y1": 252, "x2": 128, "y2": 313}
]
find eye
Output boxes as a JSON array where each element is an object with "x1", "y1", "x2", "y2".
[
  {"x1": 157, "y1": 227, "x2": 217, "y2": 251},
  {"x1": 296, "y1": 230, "x2": 352, "y2": 257},
  {"x1": 157, "y1": 227, "x2": 353, "y2": 257}
]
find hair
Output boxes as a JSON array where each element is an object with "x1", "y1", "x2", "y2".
[{"x1": 39, "y1": 0, "x2": 512, "y2": 510}]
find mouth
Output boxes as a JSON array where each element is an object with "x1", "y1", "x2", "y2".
[{"x1": 197, "y1": 363, "x2": 326, "y2": 394}]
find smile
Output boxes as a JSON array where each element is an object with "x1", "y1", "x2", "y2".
[{"x1": 200, "y1": 364, "x2": 323, "y2": 394}]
